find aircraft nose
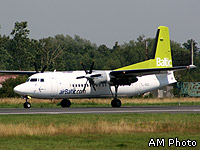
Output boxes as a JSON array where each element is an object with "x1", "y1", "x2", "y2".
[{"x1": 14, "y1": 84, "x2": 25, "y2": 95}]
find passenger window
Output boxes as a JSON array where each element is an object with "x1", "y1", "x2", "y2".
[
  {"x1": 30, "y1": 78, "x2": 37, "y2": 82},
  {"x1": 40, "y1": 79, "x2": 44, "y2": 82},
  {"x1": 26, "y1": 78, "x2": 30, "y2": 82}
]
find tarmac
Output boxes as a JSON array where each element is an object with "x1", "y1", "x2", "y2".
[{"x1": 0, "y1": 105, "x2": 200, "y2": 115}]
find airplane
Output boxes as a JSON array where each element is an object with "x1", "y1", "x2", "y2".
[{"x1": 0, "y1": 26, "x2": 196, "y2": 108}]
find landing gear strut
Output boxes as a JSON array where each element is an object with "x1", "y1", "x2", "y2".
[
  {"x1": 61, "y1": 99, "x2": 71, "y2": 108},
  {"x1": 111, "y1": 85, "x2": 121, "y2": 107},
  {"x1": 23, "y1": 96, "x2": 31, "y2": 109}
]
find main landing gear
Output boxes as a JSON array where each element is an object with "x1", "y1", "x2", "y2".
[
  {"x1": 23, "y1": 96, "x2": 31, "y2": 109},
  {"x1": 111, "y1": 85, "x2": 122, "y2": 107},
  {"x1": 111, "y1": 98, "x2": 121, "y2": 107},
  {"x1": 60, "y1": 99, "x2": 71, "y2": 108}
]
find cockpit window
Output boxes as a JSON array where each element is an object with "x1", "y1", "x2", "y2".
[
  {"x1": 27, "y1": 78, "x2": 44, "y2": 82},
  {"x1": 30, "y1": 78, "x2": 38, "y2": 82}
]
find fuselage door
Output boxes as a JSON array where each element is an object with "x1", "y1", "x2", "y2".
[{"x1": 50, "y1": 75, "x2": 58, "y2": 97}]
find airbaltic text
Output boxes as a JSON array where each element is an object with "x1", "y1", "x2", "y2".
[
  {"x1": 156, "y1": 57, "x2": 172, "y2": 67},
  {"x1": 59, "y1": 89, "x2": 86, "y2": 95}
]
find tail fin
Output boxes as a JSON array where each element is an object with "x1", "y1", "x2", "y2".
[
  {"x1": 115, "y1": 26, "x2": 172, "y2": 71},
  {"x1": 153, "y1": 26, "x2": 172, "y2": 67}
]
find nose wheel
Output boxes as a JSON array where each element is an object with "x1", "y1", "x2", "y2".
[
  {"x1": 23, "y1": 96, "x2": 31, "y2": 109},
  {"x1": 24, "y1": 102, "x2": 31, "y2": 108}
]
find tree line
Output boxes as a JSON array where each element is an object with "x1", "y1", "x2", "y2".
[{"x1": 0, "y1": 21, "x2": 200, "y2": 82}]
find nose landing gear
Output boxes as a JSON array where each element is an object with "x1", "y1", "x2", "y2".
[{"x1": 23, "y1": 96, "x2": 31, "y2": 109}]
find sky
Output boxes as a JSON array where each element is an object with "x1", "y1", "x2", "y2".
[{"x1": 0, "y1": 0, "x2": 200, "y2": 48}]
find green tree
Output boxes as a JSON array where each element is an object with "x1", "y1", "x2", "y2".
[
  {"x1": 9, "y1": 21, "x2": 33, "y2": 70},
  {"x1": 0, "y1": 76, "x2": 27, "y2": 97},
  {"x1": 0, "y1": 35, "x2": 11, "y2": 69},
  {"x1": 171, "y1": 41, "x2": 190, "y2": 66},
  {"x1": 38, "y1": 37, "x2": 63, "y2": 71},
  {"x1": 183, "y1": 39, "x2": 199, "y2": 53}
]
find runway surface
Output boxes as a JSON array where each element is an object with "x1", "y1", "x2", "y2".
[{"x1": 0, "y1": 105, "x2": 200, "y2": 115}]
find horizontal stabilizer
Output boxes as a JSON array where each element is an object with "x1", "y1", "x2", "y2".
[{"x1": 111, "y1": 26, "x2": 196, "y2": 77}]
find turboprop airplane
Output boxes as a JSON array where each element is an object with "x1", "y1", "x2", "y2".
[{"x1": 0, "y1": 26, "x2": 196, "y2": 108}]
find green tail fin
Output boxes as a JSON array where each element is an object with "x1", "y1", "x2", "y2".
[
  {"x1": 153, "y1": 26, "x2": 172, "y2": 67},
  {"x1": 115, "y1": 26, "x2": 173, "y2": 71}
]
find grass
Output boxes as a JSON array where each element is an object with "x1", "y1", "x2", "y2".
[
  {"x1": 1, "y1": 133, "x2": 199, "y2": 150},
  {"x1": 1, "y1": 97, "x2": 200, "y2": 108},
  {"x1": 0, "y1": 113, "x2": 200, "y2": 136},
  {"x1": 0, "y1": 119, "x2": 200, "y2": 136},
  {"x1": 0, "y1": 113, "x2": 200, "y2": 149},
  {"x1": 1, "y1": 98, "x2": 200, "y2": 149}
]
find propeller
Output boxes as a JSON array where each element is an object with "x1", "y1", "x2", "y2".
[
  {"x1": 34, "y1": 62, "x2": 39, "y2": 73},
  {"x1": 81, "y1": 61, "x2": 94, "y2": 74},
  {"x1": 76, "y1": 62, "x2": 101, "y2": 91},
  {"x1": 41, "y1": 65, "x2": 47, "y2": 73},
  {"x1": 34, "y1": 62, "x2": 47, "y2": 73}
]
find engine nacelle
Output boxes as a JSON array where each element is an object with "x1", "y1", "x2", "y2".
[
  {"x1": 110, "y1": 76, "x2": 138, "y2": 85},
  {"x1": 93, "y1": 71, "x2": 110, "y2": 85}
]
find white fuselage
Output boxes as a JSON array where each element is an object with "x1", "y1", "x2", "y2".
[{"x1": 14, "y1": 70, "x2": 176, "y2": 99}]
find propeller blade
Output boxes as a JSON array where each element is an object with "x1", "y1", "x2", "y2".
[
  {"x1": 90, "y1": 74, "x2": 101, "y2": 78},
  {"x1": 81, "y1": 62, "x2": 88, "y2": 74},
  {"x1": 78, "y1": 61, "x2": 97, "y2": 91},
  {"x1": 89, "y1": 79, "x2": 96, "y2": 91},
  {"x1": 76, "y1": 76, "x2": 85, "y2": 79},
  {"x1": 34, "y1": 62, "x2": 39, "y2": 73},
  {"x1": 77, "y1": 74, "x2": 101, "y2": 79},
  {"x1": 83, "y1": 80, "x2": 88, "y2": 92},
  {"x1": 90, "y1": 83, "x2": 96, "y2": 91},
  {"x1": 89, "y1": 61, "x2": 94, "y2": 74},
  {"x1": 41, "y1": 65, "x2": 47, "y2": 73}
]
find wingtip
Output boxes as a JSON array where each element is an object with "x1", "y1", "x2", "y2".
[{"x1": 188, "y1": 65, "x2": 197, "y2": 69}]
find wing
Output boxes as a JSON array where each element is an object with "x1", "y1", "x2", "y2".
[
  {"x1": 0, "y1": 70, "x2": 36, "y2": 75},
  {"x1": 110, "y1": 65, "x2": 195, "y2": 77},
  {"x1": 0, "y1": 64, "x2": 47, "y2": 75},
  {"x1": 109, "y1": 65, "x2": 196, "y2": 86}
]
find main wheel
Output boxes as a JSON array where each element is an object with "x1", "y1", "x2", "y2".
[
  {"x1": 61, "y1": 99, "x2": 71, "y2": 108},
  {"x1": 24, "y1": 102, "x2": 31, "y2": 109},
  {"x1": 111, "y1": 99, "x2": 121, "y2": 107}
]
